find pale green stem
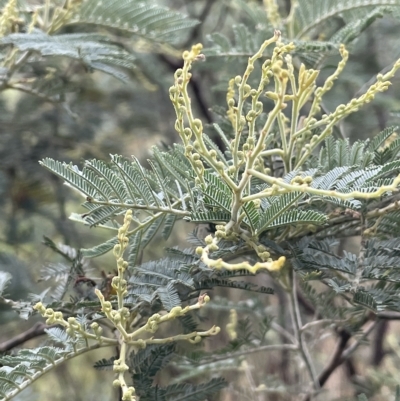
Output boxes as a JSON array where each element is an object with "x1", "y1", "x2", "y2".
[
  {"x1": 44, "y1": 0, "x2": 51, "y2": 30},
  {"x1": 287, "y1": 99, "x2": 300, "y2": 170},
  {"x1": 260, "y1": 148, "x2": 285, "y2": 157},
  {"x1": 245, "y1": 169, "x2": 400, "y2": 201},
  {"x1": 277, "y1": 111, "x2": 289, "y2": 172},
  {"x1": 179, "y1": 56, "x2": 237, "y2": 190},
  {"x1": 117, "y1": 342, "x2": 133, "y2": 400},
  {"x1": 228, "y1": 75, "x2": 287, "y2": 228},
  {"x1": 87, "y1": 199, "x2": 190, "y2": 217},
  {"x1": 232, "y1": 32, "x2": 280, "y2": 179}
]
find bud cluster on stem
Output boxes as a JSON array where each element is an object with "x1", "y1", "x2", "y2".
[{"x1": 169, "y1": 31, "x2": 400, "y2": 275}]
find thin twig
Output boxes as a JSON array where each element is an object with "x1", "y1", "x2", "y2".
[
  {"x1": 242, "y1": 360, "x2": 263, "y2": 401},
  {"x1": 288, "y1": 269, "x2": 319, "y2": 391},
  {"x1": 7, "y1": 83, "x2": 78, "y2": 119},
  {"x1": 302, "y1": 329, "x2": 351, "y2": 401},
  {"x1": 0, "y1": 51, "x2": 31, "y2": 91},
  {"x1": 378, "y1": 311, "x2": 400, "y2": 320},
  {"x1": 271, "y1": 321, "x2": 297, "y2": 344},
  {"x1": 351, "y1": 213, "x2": 367, "y2": 291},
  {"x1": 200, "y1": 343, "x2": 298, "y2": 364},
  {"x1": 302, "y1": 321, "x2": 378, "y2": 401},
  {"x1": 0, "y1": 322, "x2": 48, "y2": 352},
  {"x1": 342, "y1": 321, "x2": 378, "y2": 360},
  {"x1": 301, "y1": 319, "x2": 345, "y2": 332}
]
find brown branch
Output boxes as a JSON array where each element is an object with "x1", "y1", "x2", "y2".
[
  {"x1": 301, "y1": 329, "x2": 351, "y2": 401},
  {"x1": 183, "y1": 0, "x2": 215, "y2": 48},
  {"x1": 0, "y1": 322, "x2": 48, "y2": 352},
  {"x1": 302, "y1": 321, "x2": 377, "y2": 401},
  {"x1": 371, "y1": 320, "x2": 388, "y2": 366},
  {"x1": 377, "y1": 311, "x2": 400, "y2": 320}
]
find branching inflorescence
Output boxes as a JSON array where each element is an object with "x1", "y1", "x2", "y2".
[
  {"x1": 10, "y1": 14, "x2": 400, "y2": 400},
  {"x1": 35, "y1": 210, "x2": 220, "y2": 401},
  {"x1": 170, "y1": 30, "x2": 400, "y2": 275}
]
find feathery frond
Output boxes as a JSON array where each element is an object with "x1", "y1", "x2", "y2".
[
  {"x1": 294, "y1": 0, "x2": 400, "y2": 39},
  {"x1": 0, "y1": 271, "x2": 11, "y2": 297},
  {"x1": 69, "y1": 0, "x2": 199, "y2": 45},
  {"x1": 1, "y1": 31, "x2": 136, "y2": 82}
]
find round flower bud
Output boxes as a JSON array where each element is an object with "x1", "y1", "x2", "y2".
[{"x1": 195, "y1": 246, "x2": 203, "y2": 255}]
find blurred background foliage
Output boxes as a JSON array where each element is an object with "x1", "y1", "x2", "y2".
[{"x1": 2, "y1": 0, "x2": 400, "y2": 400}]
